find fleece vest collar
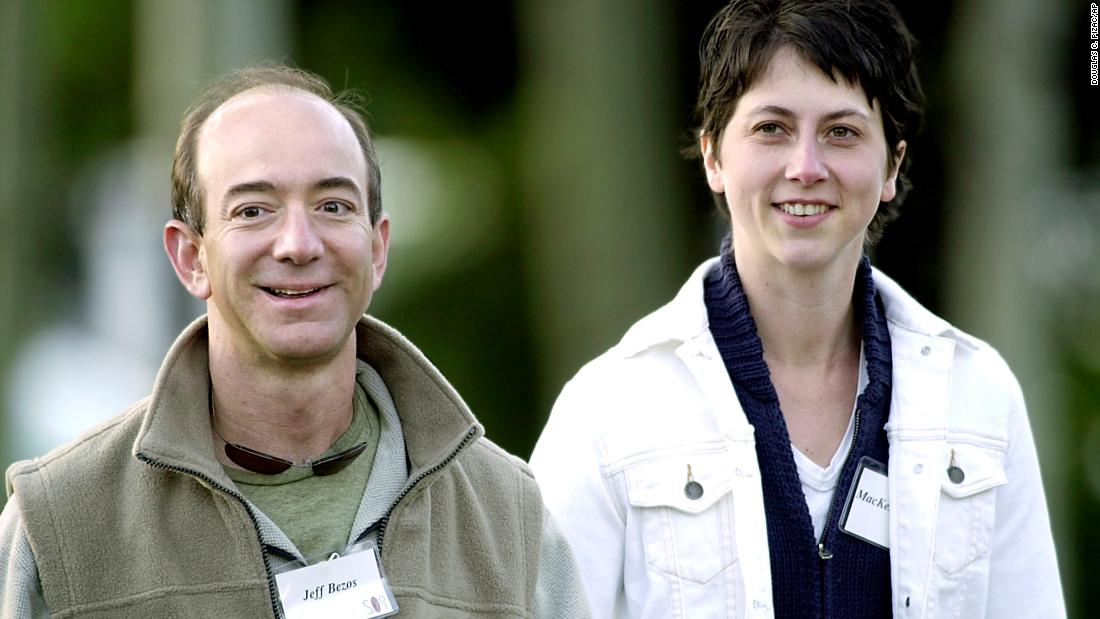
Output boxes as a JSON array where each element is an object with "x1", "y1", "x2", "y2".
[{"x1": 133, "y1": 315, "x2": 486, "y2": 488}]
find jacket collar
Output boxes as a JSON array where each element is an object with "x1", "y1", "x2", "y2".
[
  {"x1": 617, "y1": 256, "x2": 980, "y2": 358},
  {"x1": 134, "y1": 315, "x2": 484, "y2": 484}
]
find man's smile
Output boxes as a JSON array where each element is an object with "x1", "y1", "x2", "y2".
[{"x1": 260, "y1": 285, "x2": 330, "y2": 299}]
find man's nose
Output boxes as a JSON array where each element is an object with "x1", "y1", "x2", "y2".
[
  {"x1": 271, "y1": 207, "x2": 324, "y2": 264},
  {"x1": 785, "y1": 136, "x2": 829, "y2": 185}
]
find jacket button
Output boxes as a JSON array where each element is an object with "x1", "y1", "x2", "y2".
[
  {"x1": 947, "y1": 449, "x2": 965, "y2": 483},
  {"x1": 920, "y1": 345, "x2": 931, "y2": 356},
  {"x1": 684, "y1": 464, "x2": 703, "y2": 499},
  {"x1": 684, "y1": 480, "x2": 704, "y2": 500}
]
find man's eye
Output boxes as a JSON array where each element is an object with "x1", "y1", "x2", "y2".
[
  {"x1": 757, "y1": 122, "x2": 781, "y2": 134},
  {"x1": 240, "y1": 206, "x2": 263, "y2": 218},
  {"x1": 320, "y1": 201, "x2": 347, "y2": 214}
]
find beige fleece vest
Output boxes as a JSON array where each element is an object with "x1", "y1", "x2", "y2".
[{"x1": 7, "y1": 405, "x2": 543, "y2": 618}]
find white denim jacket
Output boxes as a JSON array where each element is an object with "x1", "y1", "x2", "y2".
[{"x1": 530, "y1": 258, "x2": 1064, "y2": 618}]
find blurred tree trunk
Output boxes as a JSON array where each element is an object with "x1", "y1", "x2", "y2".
[
  {"x1": 943, "y1": 0, "x2": 1073, "y2": 606},
  {"x1": 132, "y1": 0, "x2": 293, "y2": 330},
  {"x1": 518, "y1": 0, "x2": 688, "y2": 417},
  {"x1": 134, "y1": 0, "x2": 293, "y2": 140},
  {"x1": 0, "y1": 0, "x2": 47, "y2": 497}
]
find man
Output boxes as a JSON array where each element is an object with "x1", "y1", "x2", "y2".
[{"x1": 1, "y1": 66, "x2": 588, "y2": 618}]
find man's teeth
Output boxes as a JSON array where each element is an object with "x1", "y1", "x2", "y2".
[
  {"x1": 778, "y1": 203, "x2": 829, "y2": 216},
  {"x1": 269, "y1": 287, "x2": 321, "y2": 297}
]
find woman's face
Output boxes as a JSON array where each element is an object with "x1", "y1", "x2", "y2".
[{"x1": 702, "y1": 46, "x2": 905, "y2": 277}]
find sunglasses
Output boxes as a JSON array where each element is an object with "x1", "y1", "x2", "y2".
[
  {"x1": 222, "y1": 440, "x2": 368, "y2": 476},
  {"x1": 211, "y1": 405, "x2": 367, "y2": 476}
]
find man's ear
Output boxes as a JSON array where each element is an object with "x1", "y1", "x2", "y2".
[
  {"x1": 164, "y1": 220, "x2": 211, "y2": 300},
  {"x1": 701, "y1": 132, "x2": 725, "y2": 193},
  {"x1": 370, "y1": 214, "x2": 390, "y2": 292}
]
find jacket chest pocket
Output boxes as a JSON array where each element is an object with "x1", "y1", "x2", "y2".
[
  {"x1": 623, "y1": 451, "x2": 737, "y2": 585},
  {"x1": 933, "y1": 443, "x2": 1007, "y2": 575}
]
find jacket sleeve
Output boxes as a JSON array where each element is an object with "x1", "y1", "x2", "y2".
[
  {"x1": 532, "y1": 510, "x2": 592, "y2": 619},
  {"x1": 984, "y1": 376, "x2": 1066, "y2": 617},
  {"x1": 531, "y1": 377, "x2": 626, "y2": 619},
  {"x1": 0, "y1": 499, "x2": 49, "y2": 619}
]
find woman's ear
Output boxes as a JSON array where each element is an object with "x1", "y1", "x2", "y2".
[
  {"x1": 880, "y1": 140, "x2": 907, "y2": 203},
  {"x1": 701, "y1": 132, "x2": 725, "y2": 193}
]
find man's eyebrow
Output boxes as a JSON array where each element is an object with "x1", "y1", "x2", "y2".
[
  {"x1": 747, "y1": 105, "x2": 870, "y2": 122},
  {"x1": 225, "y1": 180, "x2": 277, "y2": 198},
  {"x1": 221, "y1": 180, "x2": 277, "y2": 216},
  {"x1": 314, "y1": 176, "x2": 362, "y2": 195},
  {"x1": 219, "y1": 178, "x2": 363, "y2": 214}
]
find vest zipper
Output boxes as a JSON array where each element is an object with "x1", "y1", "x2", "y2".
[
  {"x1": 817, "y1": 406, "x2": 861, "y2": 561},
  {"x1": 136, "y1": 455, "x2": 282, "y2": 618},
  {"x1": 355, "y1": 425, "x2": 479, "y2": 553}
]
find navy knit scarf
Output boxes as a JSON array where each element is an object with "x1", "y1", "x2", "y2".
[{"x1": 703, "y1": 238, "x2": 893, "y2": 618}]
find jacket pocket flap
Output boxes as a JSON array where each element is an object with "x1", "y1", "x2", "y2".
[
  {"x1": 940, "y1": 445, "x2": 1006, "y2": 499},
  {"x1": 623, "y1": 451, "x2": 732, "y2": 514}
]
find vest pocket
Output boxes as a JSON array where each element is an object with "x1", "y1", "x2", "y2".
[
  {"x1": 932, "y1": 443, "x2": 1007, "y2": 575},
  {"x1": 623, "y1": 450, "x2": 737, "y2": 585}
]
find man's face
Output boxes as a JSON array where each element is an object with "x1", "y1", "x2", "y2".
[
  {"x1": 702, "y1": 46, "x2": 904, "y2": 275},
  {"x1": 172, "y1": 87, "x2": 388, "y2": 365}
]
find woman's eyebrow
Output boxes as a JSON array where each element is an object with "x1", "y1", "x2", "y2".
[
  {"x1": 746, "y1": 104, "x2": 870, "y2": 123},
  {"x1": 820, "y1": 108, "x2": 871, "y2": 123}
]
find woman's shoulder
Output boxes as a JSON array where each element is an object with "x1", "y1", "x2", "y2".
[
  {"x1": 873, "y1": 268, "x2": 1025, "y2": 440},
  {"x1": 873, "y1": 268, "x2": 1018, "y2": 381}
]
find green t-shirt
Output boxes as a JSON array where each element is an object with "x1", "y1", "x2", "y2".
[{"x1": 227, "y1": 371, "x2": 381, "y2": 560}]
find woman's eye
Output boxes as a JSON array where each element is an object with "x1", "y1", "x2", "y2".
[
  {"x1": 240, "y1": 206, "x2": 263, "y2": 218},
  {"x1": 757, "y1": 122, "x2": 782, "y2": 135},
  {"x1": 829, "y1": 126, "x2": 855, "y2": 138}
]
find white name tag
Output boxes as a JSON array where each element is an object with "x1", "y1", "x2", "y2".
[
  {"x1": 274, "y1": 541, "x2": 398, "y2": 618},
  {"x1": 838, "y1": 457, "x2": 890, "y2": 549}
]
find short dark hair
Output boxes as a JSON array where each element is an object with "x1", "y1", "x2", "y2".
[
  {"x1": 693, "y1": 0, "x2": 923, "y2": 244},
  {"x1": 171, "y1": 64, "x2": 382, "y2": 234}
]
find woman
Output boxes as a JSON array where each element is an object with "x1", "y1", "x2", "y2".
[{"x1": 530, "y1": 1, "x2": 1064, "y2": 617}]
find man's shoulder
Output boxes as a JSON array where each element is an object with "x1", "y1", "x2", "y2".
[
  {"x1": 6, "y1": 397, "x2": 150, "y2": 497},
  {"x1": 436, "y1": 435, "x2": 545, "y2": 524},
  {"x1": 460, "y1": 436, "x2": 537, "y2": 482}
]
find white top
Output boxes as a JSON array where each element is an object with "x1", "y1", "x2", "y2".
[{"x1": 791, "y1": 346, "x2": 867, "y2": 541}]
